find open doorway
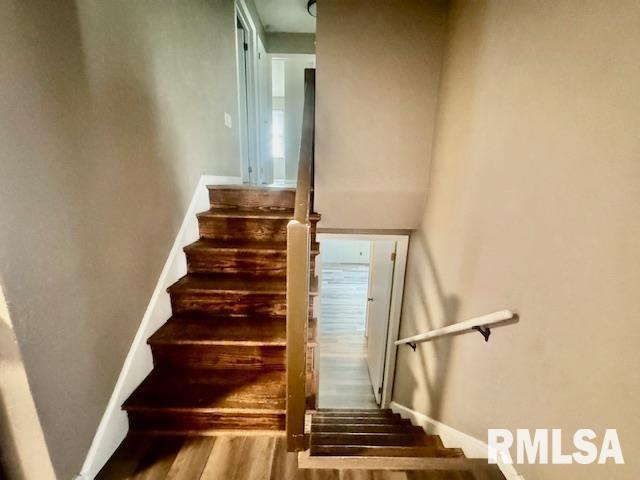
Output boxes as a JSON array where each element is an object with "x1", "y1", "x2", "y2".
[
  {"x1": 235, "y1": 1, "x2": 261, "y2": 184},
  {"x1": 269, "y1": 54, "x2": 316, "y2": 185},
  {"x1": 316, "y1": 234, "x2": 409, "y2": 409}
]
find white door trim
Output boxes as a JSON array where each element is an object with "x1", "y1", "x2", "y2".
[
  {"x1": 317, "y1": 233, "x2": 409, "y2": 408},
  {"x1": 235, "y1": 0, "x2": 261, "y2": 184}
]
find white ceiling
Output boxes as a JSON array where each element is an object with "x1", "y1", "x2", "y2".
[{"x1": 254, "y1": 0, "x2": 316, "y2": 34}]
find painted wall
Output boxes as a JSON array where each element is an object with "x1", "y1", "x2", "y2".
[
  {"x1": 315, "y1": 0, "x2": 448, "y2": 229},
  {"x1": 321, "y1": 240, "x2": 371, "y2": 265},
  {"x1": 393, "y1": 2, "x2": 640, "y2": 479},
  {"x1": 0, "y1": 0, "x2": 241, "y2": 477},
  {"x1": 266, "y1": 33, "x2": 316, "y2": 54},
  {"x1": 0, "y1": 288, "x2": 56, "y2": 480}
]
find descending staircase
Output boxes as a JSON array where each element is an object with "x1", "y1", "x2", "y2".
[
  {"x1": 309, "y1": 409, "x2": 463, "y2": 458},
  {"x1": 301, "y1": 409, "x2": 506, "y2": 479},
  {"x1": 122, "y1": 185, "x2": 320, "y2": 434}
]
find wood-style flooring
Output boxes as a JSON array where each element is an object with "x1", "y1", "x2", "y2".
[
  {"x1": 318, "y1": 263, "x2": 377, "y2": 409},
  {"x1": 97, "y1": 433, "x2": 499, "y2": 479}
]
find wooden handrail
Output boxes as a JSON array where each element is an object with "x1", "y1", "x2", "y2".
[
  {"x1": 286, "y1": 69, "x2": 315, "y2": 451},
  {"x1": 292, "y1": 69, "x2": 316, "y2": 223}
]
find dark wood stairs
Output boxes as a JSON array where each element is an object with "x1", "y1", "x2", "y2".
[
  {"x1": 122, "y1": 185, "x2": 320, "y2": 434},
  {"x1": 300, "y1": 409, "x2": 506, "y2": 478},
  {"x1": 310, "y1": 409, "x2": 462, "y2": 458}
]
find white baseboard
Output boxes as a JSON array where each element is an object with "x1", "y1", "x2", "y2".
[
  {"x1": 78, "y1": 175, "x2": 241, "y2": 480},
  {"x1": 390, "y1": 401, "x2": 524, "y2": 480}
]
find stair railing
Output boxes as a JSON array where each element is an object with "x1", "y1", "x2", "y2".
[
  {"x1": 395, "y1": 310, "x2": 519, "y2": 349},
  {"x1": 286, "y1": 68, "x2": 316, "y2": 451}
]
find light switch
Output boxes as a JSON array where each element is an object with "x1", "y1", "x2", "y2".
[{"x1": 224, "y1": 112, "x2": 232, "y2": 128}]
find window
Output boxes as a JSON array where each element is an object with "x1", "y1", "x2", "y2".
[{"x1": 272, "y1": 110, "x2": 285, "y2": 159}]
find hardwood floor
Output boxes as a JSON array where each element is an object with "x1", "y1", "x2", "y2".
[
  {"x1": 97, "y1": 433, "x2": 500, "y2": 480},
  {"x1": 318, "y1": 263, "x2": 377, "y2": 409}
]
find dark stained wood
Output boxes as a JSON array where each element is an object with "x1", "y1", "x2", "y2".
[
  {"x1": 315, "y1": 410, "x2": 398, "y2": 417},
  {"x1": 208, "y1": 185, "x2": 296, "y2": 211},
  {"x1": 310, "y1": 446, "x2": 463, "y2": 458},
  {"x1": 311, "y1": 424, "x2": 423, "y2": 434},
  {"x1": 197, "y1": 208, "x2": 320, "y2": 243},
  {"x1": 128, "y1": 410, "x2": 285, "y2": 433},
  {"x1": 124, "y1": 369, "x2": 286, "y2": 411},
  {"x1": 151, "y1": 343, "x2": 286, "y2": 370},
  {"x1": 308, "y1": 410, "x2": 465, "y2": 463},
  {"x1": 310, "y1": 432, "x2": 436, "y2": 447},
  {"x1": 185, "y1": 239, "x2": 319, "y2": 277},
  {"x1": 313, "y1": 415, "x2": 404, "y2": 425},
  {"x1": 124, "y1": 369, "x2": 286, "y2": 433},
  {"x1": 168, "y1": 274, "x2": 317, "y2": 317},
  {"x1": 121, "y1": 186, "x2": 321, "y2": 436},
  {"x1": 149, "y1": 315, "x2": 287, "y2": 346}
]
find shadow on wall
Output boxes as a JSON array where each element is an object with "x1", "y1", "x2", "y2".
[
  {"x1": 394, "y1": 231, "x2": 460, "y2": 422},
  {"x1": 392, "y1": 0, "x2": 491, "y2": 421}
]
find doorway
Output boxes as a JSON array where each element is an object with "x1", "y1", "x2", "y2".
[
  {"x1": 235, "y1": 2, "x2": 260, "y2": 184},
  {"x1": 316, "y1": 234, "x2": 409, "y2": 409},
  {"x1": 269, "y1": 54, "x2": 316, "y2": 185}
]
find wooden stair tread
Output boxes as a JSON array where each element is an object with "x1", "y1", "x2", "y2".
[
  {"x1": 197, "y1": 208, "x2": 321, "y2": 221},
  {"x1": 207, "y1": 184, "x2": 296, "y2": 192},
  {"x1": 315, "y1": 409, "x2": 396, "y2": 416},
  {"x1": 313, "y1": 415, "x2": 403, "y2": 425},
  {"x1": 123, "y1": 369, "x2": 285, "y2": 412},
  {"x1": 148, "y1": 316, "x2": 286, "y2": 346},
  {"x1": 310, "y1": 432, "x2": 430, "y2": 446},
  {"x1": 309, "y1": 445, "x2": 464, "y2": 458},
  {"x1": 184, "y1": 238, "x2": 319, "y2": 254},
  {"x1": 311, "y1": 423, "x2": 422, "y2": 433},
  {"x1": 168, "y1": 274, "x2": 318, "y2": 295},
  {"x1": 308, "y1": 409, "x2": 462, "y2": 460}
]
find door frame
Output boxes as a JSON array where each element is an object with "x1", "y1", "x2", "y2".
[
  {"x1": 316, "y1": 232, "x2": 409, "y2": 408},
  {"x1": 235, "y1": 0, "x2": 260, "y2": 184}
]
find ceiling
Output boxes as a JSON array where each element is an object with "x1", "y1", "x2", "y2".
[{"x1": 254, "y1": 0, "x2": 316, "y2": 34}]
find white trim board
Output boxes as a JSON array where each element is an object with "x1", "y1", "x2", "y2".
[
  {"x1": 77, "y1": 175, "x2": 242, "y2": 480},
  {"x1": 316, "y1": 233, "x2": 409, "y2": 409},
  {"x1": 390, "y1": 401, "x2": 525, "y2": 480}
]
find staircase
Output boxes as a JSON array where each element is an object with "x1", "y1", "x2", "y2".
[
  {"x1": 122, "y1": 185, "x2": 320, "y2": 434},
  {"x1": 309, "y1": 409, "x2": 462, "y2": 458},
  {"x1": 299, "y1": 409, "x2": 506, "y2": 478}
]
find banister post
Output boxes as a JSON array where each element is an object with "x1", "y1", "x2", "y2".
[{"x1": 286, "y1": 220, "x2": 311, "y2": 451}]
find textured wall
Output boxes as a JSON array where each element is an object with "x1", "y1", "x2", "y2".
[
  {"x1": 393, "y1": 2, "x2": 640, "y2": 479},
  {"x1": 0, "y1": 0, "x2": 240, "y2": 476}
]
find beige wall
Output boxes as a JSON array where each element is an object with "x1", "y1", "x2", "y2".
[
  {"x1": 0, "y1": 0, "x2": 240, "y2": 477},
  {"x1": 315, "y1": 0, "x2": 447, "y2": 229},
  {"x1": 0, "y1": 289, "x2": 56, "y2": 480},
  {"x1": 266, "y1": 33, "x2": 316, "y2": 54},
  {"x1": 393, "y1": 1, "x2": 640, "y2": 479}
]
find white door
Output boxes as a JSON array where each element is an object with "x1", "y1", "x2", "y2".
[{"x1": 366, "y1": 240, "x2": 396, "y2": 404}]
